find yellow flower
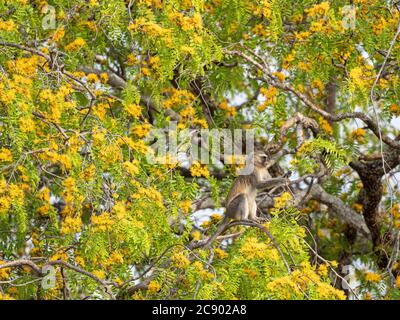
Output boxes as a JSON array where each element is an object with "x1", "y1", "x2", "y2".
[
  {"x1": 349, "y1": 67, "x2": 373, "y2": 89},
  {"x1": 295, "y1": 31, "x2": 311, "y2": 41},
  {"x1": 200, "y1": 270, "x2": 214, "y2": 281},
  {"x1": 210, "y1": 213, "x2": 222, "y2": 223},
  {"x1": 318, "y1": 264, "x2": 329, "y2": 277},
  {"x1": 273, "y1": 71, "x2": 285, "y2": 82},
  {"x1": 309, "y1": 20, "x2": 326, "y2": 33},
  {"x1": 128, "y1": 18, "x2": 171, "y2": 38},
  {"x1": 0, "y1": 196, "x2": 12, "y2": 214},
  {"x1": 148, "y1": 280, "x2": 161, "y2": 293},
  {"x1": 389, "y1": 103, "x2": 400, "y2": 115},
  {"x1": 252, "y1": 24, "x2": 268, "y2": 37},
  {"x1": 319, "y1": 117, "x2": 333, "y2": 135},
  {"x1": 0, "y1": 261, "x2": 10, "y2": 280},
  {"x1": 179, "y1": 200, "x2": 192, "y2": 214},
  {"x1": 141, "y1": 67, "x2": 150, "y2": 76},
  {"x1": 305, "y1": 2, "x2": 330, "y2": 17},
  {"x1": 273, "y1": 192, "x2": 292, "y2": 210},
  {"x1": 192, "y1": 118, "x2": 209, "y2": 129},
  {"x1": 191, "y1": 230, "x2": 202, "y2": 241},
  {"x1": 97, "y1": 72, "x2": 108, "y2": 83},
  {"x1": 200, "y1": 220, "x2": 211, "y2": 228},
  {"x1": 0, "y1": 148, "x2": 13, "y2": 162},
  {"x1": 0, "y1": 19, "x2": 16, "y2": 31},
  {"x1": 260, "y1": 86, "x2": 277, "y2": 105},
  {"x1": 180, "y1": 45, "x2": 195, "y2": 56},
  {"x1": 125, "y1": 104, "x2": 142, "y2": 118},
  {"x1": 162, "y1": 88, "x2": 195, "y2": 109},
  {"x1": 123, "y1": 160, "x2": 140, "y2": 176},
  {"x1": 75, "y1": 256, "x2": 85, "y2": 267},
  {"x1": 108, "y1": 251, "x2": 124, "y2": 265},
  {"x1": 192, "y1": 13, "x2": 203, "y2": 29},
  {"x1": 52, "y1": 27, "x2": 65, "y2": 42},
  {"x1": 8, "y1": 184, "x2": 24, "y2": 201},
  {"x1": 365, "y1": 271, "x2": 381, "y2": 283},
  {"x1": 260, "y1": 0, "x2": 271, "y2": 18},
  {"x1": 351, "y1": 128, "x2": 366, "y2": 142},
  {"x1": 316, "y1": 282, "x2": 346, "y2": 300},
  {"x1": 65, "y1": 37, "x2": 86, "y2": 52},
  {"x1": 312, "y1": 79, "x2": 325, "y2": 92},
  {"x1": 127, "y1": 54, "x2": 138, "y2": 66},
  {"x1": 87, "y1": 73, "x2": 98, "y2": 83},
  {"x1": 240, "y1": 237, "x2": 267, "y2": 259},
  {"x1": 60, "y1": 216, "x2": 82, "y2": 234},
  {"x1": 214, "y1": 248, "x2": 228, "y2": 259},
  {"x1": 298, "y1": 61, "x2": 311, "y2": 71},
  {"x1": 19, "y1": 117, "x2": 35, "y2": 133},
  {"x1": 391, "y1": 204, "x2": 400, "y2": 219},
  {"x1": 395, "y1": 275, "x2": 400, "y2": 289},
  {"x1": 219, "y1": 101, "x2": 237, "y2": 117},
  {"x1": 92, "y1": 270, "x2": 106, "y2": 280},
  {"x1": 80, "y1": 164, "x2": 96, "y2": 181},
  {"x1": 37, "y1": 187, "x2": 51, "y2": 203},
  {"x1": 171, "y1": 252, "x2": 190, "y2": 269},
  {"x1": 112, "y1": 201, "x2": 126, "y2": 220},
  {"x1": 180, "y1": 106, "x2": 196, "y2": 119},
  {"x1": 190, "y1": 161, "x2": 210, "y2": 178},
  {"x1": 91, "y1": 212, "x2": 115, "y2": 232},
  {"x1": 0, "y1": 293, "x2": 14, "y2": 300},
  {"x1": 131, "y1": 123, "x2": 152, "y2": 137}
]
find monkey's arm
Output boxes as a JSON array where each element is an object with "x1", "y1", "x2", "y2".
[{"x1": 256, "y1": 174, "x2": 291, "y2": 190}]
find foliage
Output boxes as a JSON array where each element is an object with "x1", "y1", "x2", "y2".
[{"x1": 1, "y1": 0, "x2": 400, "y2": 300}]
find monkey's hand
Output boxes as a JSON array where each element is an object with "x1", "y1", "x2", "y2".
[
  {"x1": 283, "y1": 171, "x2": 292, "y2": 178},
  {"x1": 256, "y1": 174, "x2": 291, "y2": 190}
]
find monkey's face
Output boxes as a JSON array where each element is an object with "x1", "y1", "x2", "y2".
[{"x1": 253, "y1": 152, "x2": 269, "y2": 167}]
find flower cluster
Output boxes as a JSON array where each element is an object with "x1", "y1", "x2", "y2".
[
  {"x1": 219, "y1": 101, "x2": 237, "y2": 117},
  {"x1": 364, "y1": 271, "x2": 381, "y2": 283},
  {"x1": 0, "y1": 19, "x2": 16, "y2": 31},
  {"x1": 171, "y1": 251, "x2": 190, "y2": 269},
  {"x1": 168, "y1": 11, "x2": 202, "y2": 31},
  {"x1": 91, "y1": 212, "x2": 115, "y2": 232},
  {"x1": 305, "y1": 2, "x2": 330, "y2": 17},
  {"x1": 351, "y1": 128, "x2": 366, "y2": 142},
  {"x1": 240, "y1": 237, "x2": 268, "y2": 260},
  {"x1": 273, "y1": 192, "x2": 292, "y2": 210},
  {"x1": 131, "y1": 123, "x2": 152, "y2": 138},
  {"x1": 65, "y1": 37, "x2": 86, "y2": 52},
  {"x1": 125, "y1": 104, "x2": 142, "y2": 119},
  {"x1": 190, "y1": 161, "x2": 210, "y2": 178},
  {"x1": 319, "y1": 117, "x2": 333, "y2": 135},
  {"x1": 60, "y1": 216, "x2": 83, "y2": 234},
  {"x1": 162, "y1": 88, "x2": 195, "y2": 109}
]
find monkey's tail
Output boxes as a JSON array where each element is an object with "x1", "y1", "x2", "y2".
[{"x1": 204, "y1": 216, "x2": 230, "y2": 249}]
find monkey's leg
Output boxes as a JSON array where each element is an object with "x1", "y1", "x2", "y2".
[
  {"x1": 226, "y1": 194, "x2": 249, "y2": 220},
  {"x1": 204, "y1": 195, "x2": 248, "y2": 248},
  {"x1": 248, "y1": 199, "x2": 259, "y2": 221}
]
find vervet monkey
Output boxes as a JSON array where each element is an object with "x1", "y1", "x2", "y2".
[{"x1": 204, "y1": 152, "x2": 291, "y2": 248}]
